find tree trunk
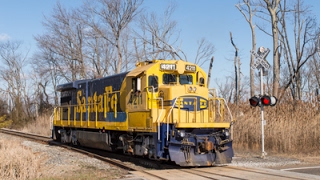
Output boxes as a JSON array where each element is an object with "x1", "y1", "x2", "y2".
[{"x1": 264, "y1": 0, "x2": 281, "y2": 97}]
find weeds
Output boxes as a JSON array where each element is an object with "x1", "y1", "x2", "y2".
[
  {"x1": 20, "y1": 114, "x2": 52, "y2": 137},
  {"x1": 232, "y1": 102, "x2": 320, "y2": 155},
  {"x1": 0, "y1": 140, "x2": 40, "y2": 180}
]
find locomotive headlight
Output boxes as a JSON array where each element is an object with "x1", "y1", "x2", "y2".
[
  {"x1": 178, "y1": 130, "x2": 185, "y2": 137},
  {"x1": 188, "y1": 86, "x2": 193, "y2": 92},
  {"x1": 193, "y1": 86, "x2": 197, "y2": 92},
  {"x1": 223, "y1": 129, "x2": 230, "y2": 138}
]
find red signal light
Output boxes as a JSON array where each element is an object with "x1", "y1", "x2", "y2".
[
  {"x1": 249, "y1": 96, "x2": 260, "y2": 107},
  {"x1": 261, "y1": 95, "x2": 277, "y2": 106},
  {"x1": 261, "y1": 96, "x2": 271, "y2": 105}
]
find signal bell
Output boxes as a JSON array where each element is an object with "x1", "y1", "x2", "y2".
[{"x1": 249, "y1": 95, "x2": 277, "y2": 107}]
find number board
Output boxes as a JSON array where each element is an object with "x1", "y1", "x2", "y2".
[
  {"x1": 185, "y1": 65, "x2": 196, "y2": 72},
  {"x1": 160, "y1": 63, "x2": 176, "y2": 71}
]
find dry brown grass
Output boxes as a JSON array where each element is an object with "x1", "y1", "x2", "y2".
[
  {"x1": 20, "y1": 114, "x2": 52, "y2": 137},
  {"x1": 232, "y1": 101, "x2": 320, "y2": 156},
  {"x1": 0, "y1": 140, "x2": 41, "y2": 180}
]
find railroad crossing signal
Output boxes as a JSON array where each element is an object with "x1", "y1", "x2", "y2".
[
  {"x1": 249, "y1": 95, "x2": 277, "y2": 107},
  {"x1": 249, "y1": 46, "x2": 274, "y2": 159},
  {"x1": 250, "y1": 47, "x2": 271, "y2": 70}
]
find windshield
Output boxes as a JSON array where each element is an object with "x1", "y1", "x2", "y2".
[
  {"x1": 163, "y1": 74, "x2": 177, "y2": 84},
  {"x1": 180, "y1": 75, "x2": 193, "y2": 85},
  {"x1": 163, "y1": 74, "x2": 193, "y2": 85}
]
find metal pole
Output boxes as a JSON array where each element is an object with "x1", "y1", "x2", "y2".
[{"x1": 260, "y1": 68, "x2": 266, "y2": 158}]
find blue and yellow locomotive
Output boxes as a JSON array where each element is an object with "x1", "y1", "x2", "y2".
[{"x1": 52, "y1": 59, "x2": 234, "y2": 166}]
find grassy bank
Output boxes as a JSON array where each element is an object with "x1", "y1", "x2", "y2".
[{"x1": 232, "y1": 102, "x2": 320, "y2": 155}]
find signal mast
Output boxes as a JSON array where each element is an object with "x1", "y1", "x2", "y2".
[{"x1": 249, "y1": 47, "x2": 277, "y2": 158}]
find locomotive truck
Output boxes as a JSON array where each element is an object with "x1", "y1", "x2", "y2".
[{"x1": 52, "y1": 59, "x2": 234, "y2": 166}]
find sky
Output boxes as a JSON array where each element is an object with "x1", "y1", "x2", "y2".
[{"x1": 0, "y1": 0, "x2": 319, "y2": 88}]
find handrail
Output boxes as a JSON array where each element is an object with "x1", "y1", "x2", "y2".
[
  {"x1": 53, "y1": 97, "x2": 119, "y2": 128},
  {"x1": 145, "y1": 85, "x2": 156, "y2": 108},
  {"x1": 166, "y1": 97, "x2": 179, "y2": 141},
  {"x1": 53, "y1": 107, "x2": 57, "y2": 125},
  {"x1": 209, "y1": 97, "x2": 233, "y2": 124},
  {"x1": 68, "y1": 106, "x2": 70, "y2": 125},
  {"x1": 155, "y1": 98, "x2": 164, "y2": 141},
  {"x1": 177, "y1": 97, "x2": 181, "y2": 122},
  {"x1": 194, "y1": 97, "x2": 197, "y2": 123},
  {"x1": 144, "y1": 86, "x2": 165, "y2": 140}
]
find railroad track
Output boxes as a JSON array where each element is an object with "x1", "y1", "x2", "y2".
[
  {"x1": 1, "y1": 128, "x2": 319, "y2": 180},
  {"x1": 131, "y1": 165, "x2": 320, "y2": 180},
  {"x1": 0, "y1": 128, "x2": 169, "y2": 179}
]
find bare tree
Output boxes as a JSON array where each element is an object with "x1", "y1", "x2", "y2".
[
  {"x1": 306, "y1": 54, "x2": 320, "y2": 102},
  {"x1": 194, "y1": 38, "x2": 215, "y2": 67},
  {"x1": 215, "y1": 77, "x2": 235, "y2": 103},
  {"x1": 35, "y1": 2, "x2": 87, "y2": 81},
  {"x1": 278, "y1": 0, "x2": 319, "y2": 100},
  {"x1": 32, "y1": 47, "x2": 62, "y2": 106},
  {"x1": 262, "y1": 0, "x2": 281, "y2": 97},
  {"x1": 0, "y1": 41, "x2": 34, "y2": 126},
  {"x1": 86, "y1": 0, "x2": 143, "y2": 73},
  {"x1": 230, "y1": 32, "x2": 240, "y2": 105},
  {"x1": 236, "y1": 0, "x2": 257, "y2": 97},
  {"x1": 77, "y1": 6, "x2": 117, "y2": 76},
  {"x1": 136, "y1": 3, "x2": 185, "y2": 61},
  {"x1": 136, "y1": 3, "x2": 215, "y2": 67}
]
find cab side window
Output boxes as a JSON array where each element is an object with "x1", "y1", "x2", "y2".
[
  {"x1": 132, "y1": 78, "x2": 138, "y2": 92},
  {"x1": 200, "y1": 77, "x2": 205, "y2": 86},
  {"x1": 148, "y1": 75, "x2": 158, "y2": 92},
  {"x1": 196, "y1": 71, "x2": 205, "y2": 87}
]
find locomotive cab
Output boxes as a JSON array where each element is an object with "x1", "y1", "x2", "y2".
[{"x1": 120, "y1": 60, "x2": 234, "y2": 165}]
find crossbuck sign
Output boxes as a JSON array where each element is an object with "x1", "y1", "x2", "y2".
[{"x1": 250, "y1": 47, "x2": 270, "y2": 70}]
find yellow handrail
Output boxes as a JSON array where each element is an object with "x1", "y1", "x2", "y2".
[
  {"x1": 194, "y1": 97, "x2": 197, "y2": 123},
  {"x1": 95, "y1": 104, "x2": 98, "y2": 127},
  {"x1": 68, "y1": 107, "x2": 70, "y2": 125},
  {"x1": 177, "y1": 97, "x2": 181, "y2": 123}
]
